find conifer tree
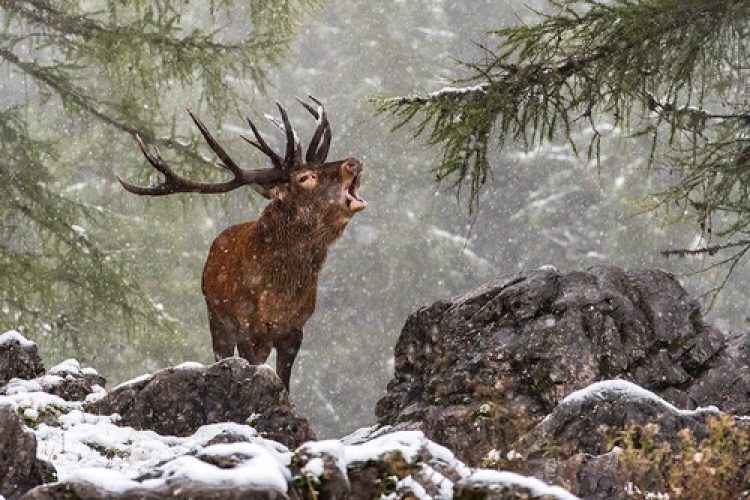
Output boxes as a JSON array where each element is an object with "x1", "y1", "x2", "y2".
[
  {"x1": 377, "y1": 0, "x2": 750, "y2": 293},
  {"x1": 1, "y1": 1, "x2": 315, "y2": 351}
]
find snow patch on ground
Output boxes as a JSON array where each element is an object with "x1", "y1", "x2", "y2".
[
  {"x1": 62, "y1": 468, "x2": 140, "y2": 494},
  {"x1": 0, "y1": 390, "x2": 79, "y2": 416},
  {"x1": 36, "y1": 409, "x2": 288, "y2": 483},
  {"x1": 343, "y1": 430, "x2": 469, "y2": 498},
  {"x1": 3, "y1": 378, "x2": 44, "y2": 395},
  {"x1": 42, "y1": 421, "x2": 292, "y2": 494}
]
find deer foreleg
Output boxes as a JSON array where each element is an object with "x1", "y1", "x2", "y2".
[{"x1": 275, "y1": 329, "x2": 303, "y2": 392}]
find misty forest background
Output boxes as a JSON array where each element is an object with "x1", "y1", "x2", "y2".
[{"x1": 2, "y1": 0, "x2": 749, "y2": 438}]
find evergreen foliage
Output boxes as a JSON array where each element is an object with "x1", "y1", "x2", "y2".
[
  {"x1": 376, "y1": 0, "x2": 750, "y2": 291},
  {"x1": 1, "y1": 0, "x2": 315, "y2": 351}
]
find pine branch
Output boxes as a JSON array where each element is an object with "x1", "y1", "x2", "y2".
[
  {"x1": 376, "y1": 0, "x2": 750, "y2": 209},
  {"x1": 662, "y1": 239, "x2": 750, "y2": 257}
]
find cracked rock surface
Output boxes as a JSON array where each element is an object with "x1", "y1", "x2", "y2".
[{"x1": 376, "y1": 266, "x2": 749, "y2": 465}]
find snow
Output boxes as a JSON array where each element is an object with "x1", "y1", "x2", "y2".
[
  {"x1": 559, "y1": 379, "x2": 721, "y2": 417},
  {"x1": 300, "y1": 439, "x2": 347, "y2": 478},
  {"x1": 342, "y1": 430, "x2": 470, "y2": 497},
  {"x1": 174, "y1": 361, "x2": 204, "y2": 370},
  {"x1": 84, "y1": 384, "x2": 107, "y2": 403},
  {"x1": 62, "y1": 468, "x2": 140, "y2": 494},
  {"x1": 49, "y1": 358, "x2": 82, "y2": 375},
  {"x1": 0, "y1": 390, "x2": 79, "y2": 415},
  {"x1": 340, "y1": 423, "x2": 393, "y2": 445},
  {"x1": 55, "y1": 437, "x2": 292, "y2": 494},
  {"x1": 463, "y1": 470, "x2": 579, "y2": 500},
  {"x1": 113, "y1": 373, "x2": 153, "y2": 390},
  {"x1": 70, "y1": 224, "x2": 88, "y2": 238},
  {"x1": 0, "y1": 329, "x2": 35, "y2": 348},
  {"x1": 36, "y1": 408, "x2": 291, "y2": 489},
  {"x1": 391, "y1": 476, "x2": 430, "y2": 499},
  {"x1": 3, "y1": 378, "x2": 44, "y2": 395},
  {"x1": 428, "y1": 84, "x2": 488, "y2": 99},
  {"x1": 301, "y1": 457, "x2": 325, "y2": 477},
  {"x1": 344, "y1": 430, "x2": 425, "y2": 464},
  {"x1": 0, "y1": 382, "x2": 582, "y2": 499}
]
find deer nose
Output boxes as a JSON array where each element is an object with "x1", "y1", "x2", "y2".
[{"x1": 343, "y1": 158, "x2": 362, "y2": 175}]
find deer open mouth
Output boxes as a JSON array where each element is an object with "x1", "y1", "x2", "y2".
[{"x1": 345, "y1": 173, "x2": 366, "y2": 211}]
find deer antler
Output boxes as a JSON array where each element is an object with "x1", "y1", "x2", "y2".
[
  {"x1": 295, "y1": 95, "x2": 331, "y2": 165},
  {"x1": 119, "y1": 99, "x2": 329, "y2": 197}
]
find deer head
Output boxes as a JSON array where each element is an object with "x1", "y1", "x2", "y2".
[{"x1": 118, "y1": 96, "x2": 366, "y2": 219}]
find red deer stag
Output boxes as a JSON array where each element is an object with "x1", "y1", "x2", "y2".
[{"x1": 118, "y1": 97, "x2": 366, "y2": 391}]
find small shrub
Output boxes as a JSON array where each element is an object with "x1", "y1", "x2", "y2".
[{"x1": 616, "y1": 415, "x2": 750, "y2": 499}]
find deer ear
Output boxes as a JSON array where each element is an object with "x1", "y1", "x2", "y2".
[
  {"x1": 251, "y1": 183, "x2": 289, "y2": 201},
  {"x1": 268, "y1": 184, "x2": 290, "y2": 202},
  {"x1": 250, "y1": 184, "x2": 273, "y2": 199}
]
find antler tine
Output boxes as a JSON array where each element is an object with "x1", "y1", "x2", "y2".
[
  {"x1": 118, "y1": 135, "x2": 183, "y2": 195},
  {"x1": 242, "y1": 115, "x2": 282, "y2": 169},
  {"x1": 134, "y1": 134, "x2": 173, "y2": 177},
  {"x1": 307, "y1": 95, "x2": 331, "y2": 164},
  {"x1": 295, "y1": 95, "x2": 319, "y2": 119},
  {"x1": 275, "y1": 101, "x2": 303, "y2": 170},
  {"x1": 186, "y1": 108, "x2": 242, "y2": 177},
  {"x1": 295, "y1": 96, "x2": 324, "y2": 164}
]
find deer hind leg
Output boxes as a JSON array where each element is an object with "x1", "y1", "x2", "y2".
[
  {"x1": 208, "y1": 308, "x2": 237, "y2": 360},
  {"x1": 275, "y1": 328, "x2": 303, "y2": 392}
]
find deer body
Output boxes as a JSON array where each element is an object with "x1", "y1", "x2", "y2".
[
  {"x1": 202, "y1": 190, "x2": 354, "y2": 384},
  {"x1": 120, "y1": 97, "x2": 365, "y2": 391}
]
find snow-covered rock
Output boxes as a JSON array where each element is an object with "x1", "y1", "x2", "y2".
[
  {"x1": 86, "y1": 357, "x2": 314, "y2": 449},
  {"x1": 0, "y1": 330, "x2": 44, "y2": 386}
]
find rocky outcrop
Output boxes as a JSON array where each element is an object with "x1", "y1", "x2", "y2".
[
  {"x1": 86, "y1": 358, "x2": 315, "y2": 449},
  {"x1": 0, "y1": 404, "x2": 55, "y2": 499},
  {"x1": 376, "y1": 266, "x2": 749, "y2": 465},
  {"x1": 4, "y1": 267, "x2": 750, "y2": 499},
  {"x1": 0, "y1": 331, "x2": 44, "y2": 386}
]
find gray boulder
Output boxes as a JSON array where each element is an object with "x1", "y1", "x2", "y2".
[
  {"x1": 86, "y1": 357, "x2": 315, "y2": 449},
  {"x1": 0, "y1": 331, "x2": 44, "y2": 386}
]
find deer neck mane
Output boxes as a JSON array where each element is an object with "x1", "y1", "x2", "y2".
[{"x1": 255, "y1": 200, "x2": 347, "y2": 263}]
